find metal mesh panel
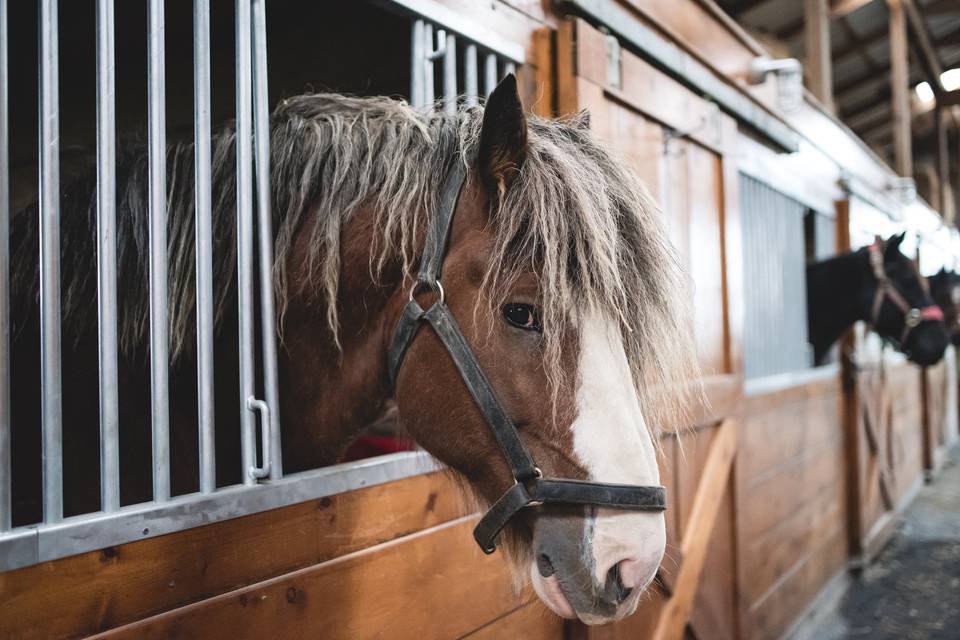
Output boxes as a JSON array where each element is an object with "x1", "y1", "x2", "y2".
[{"x1": 740, "y1": 174, "x2": 812, "y2": 379}]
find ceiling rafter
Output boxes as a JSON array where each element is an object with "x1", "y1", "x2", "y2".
[
  {"x1": 834, "y1": 24, "x2": 960, "y2": 100},
  {"x1": 727, "y1": 0, "x2": 777, "y2": 16},
  {"x1": 776, "y1": 0, "x2": 878, "y2": 41}
]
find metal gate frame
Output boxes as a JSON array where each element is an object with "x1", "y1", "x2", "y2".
[{"x1": 0, "y1": 0, "x2": 521, "y2": 573}]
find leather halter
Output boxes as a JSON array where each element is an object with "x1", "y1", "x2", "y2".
[
  {"x1": 388, "y1": 163, "x2": 667, "y2": 554},
  {"x1": 867, "y1": 241, "x2": 943, "y2": 347}
]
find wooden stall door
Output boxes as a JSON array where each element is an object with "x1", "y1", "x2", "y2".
[
  {"x1": 837, "y1": 202, "x2": 926, "y2": 565},
  {"x1": 921, "y1": 348, "x2": 958, "y2": 477},
  {"x1": 549, "y1": 17, "x2": 745, "y2": 640}
]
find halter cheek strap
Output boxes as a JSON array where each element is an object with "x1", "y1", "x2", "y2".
[
  {"x1": 868, "y1": 242, "x2": 943, "y2": 347},
  {"x1": 388, "y1": 163, "x2": 667, "y2": 554}
]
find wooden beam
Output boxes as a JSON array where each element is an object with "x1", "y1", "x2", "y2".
[
  {"x1": 805, "y1": 0, "x2": 834, "y2": 110},
  {"x1": 651, "y1": 419, "x2": 737, "y2": 640},
  {"x1": 728, "y1": 0, "x2": 776, "y2": 16},
  {"x1": 903, "y1": 0, "x2": 945, "y2": 92},
  {"x1": 778, "y1": 0, "x2": 877, "y2": 41},
  {"x1": 835, "y1": 35, "x2": 960, "y2": 104},
  {"x1": 922, "y1": 0, "x2": 960, "y2": 18},
  {"x1": 889, "y1": 0, "x2": 913, "y2": 177},
  {"x1": 935, "y1": 103, "x2": 951, "y2": 219},
  {"x1": 832, "y1": 0, "x2": 877, "y2": 17},
  {"x1": 943, "y1": 90, "x2": 960, "y2": 107}
]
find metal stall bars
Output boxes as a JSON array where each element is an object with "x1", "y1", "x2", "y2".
[
  {"x1": 252, "y1": 0, "x2": 283, "y2": 480},
  {"x1": 408, "y1": 15, "x2": 521, "y2": 110},
  {"x1": 236, "y1": 0, "x2": 274, "y2": 484},
  {"x1": 97, "y1": 0, "x2": 120, "y2": 514},
  {"x1": 148, "y1": 0, "x2": 171, "y2": 503},
  {"x1": 0, "y1": 0, "x2": 522, "y2": 574},
  {"x1": 195, "y1": 0, "x2": 216, "y2": 494},
  {"x1": 39, "y1": 0, "x2": 64, "y2": 525}
]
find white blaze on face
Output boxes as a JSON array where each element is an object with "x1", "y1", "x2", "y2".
[{"x1": 572, "y1": 309, "x2": 666, "y2": 593}]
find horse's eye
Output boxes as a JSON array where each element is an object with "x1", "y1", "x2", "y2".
[{"x1": 502, "y1": 303, "x2": 542, "y2": 332}]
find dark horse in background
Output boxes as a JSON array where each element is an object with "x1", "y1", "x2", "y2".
[
  {"x1": 9, "y1": 77, "x2": 702, "y2": 623},
  {"x1": 806, "y1": 232, "x2": 949, "y2": 366},
  {"x1": 927, "y1": 268, "x2": 960, "y2": 346}
]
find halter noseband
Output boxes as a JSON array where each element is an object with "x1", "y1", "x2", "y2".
[
  {"x1": 867, "y1": 241, "x2": 943, "y2": 347},
  {"x1": 388, "y1": 164, "x2": 667, "y2": 554}
]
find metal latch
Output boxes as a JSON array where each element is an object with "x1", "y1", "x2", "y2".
[{"x1": 247, "y1": 396, "x2": 272, "y2": 480}]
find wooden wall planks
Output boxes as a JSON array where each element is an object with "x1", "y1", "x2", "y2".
[
  {"x1": 738, "y1": 376, "x2": 848, "y2": 639},
  {"x1": 0, "y1": 472, "x2": 471, "y2": 639}
]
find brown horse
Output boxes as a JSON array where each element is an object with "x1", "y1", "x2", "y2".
[{"x1": 10, "y1": 76, "x2": 699, "y2": 623}]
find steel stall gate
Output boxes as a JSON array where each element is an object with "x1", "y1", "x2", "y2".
[
  {"x1": 0, "y1": 0, "x2": 521, "y2": 573},
  {"x1": 409, "y1": 18, "x2": 516, "y2": 111},
  {"x1": 740, "y1": 173, "x2": 813, "y2": 379}
]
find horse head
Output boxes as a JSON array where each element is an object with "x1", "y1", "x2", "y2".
[
  {"x1": 863, "y1": 233, "x2": 948, "y2": 365},
  {"x1": 385, "y1": 77, "x2": 698, "y2": 623},
  {"x1": 275, "y1": 77, "x2": 698, "y2": 624},
  {"x1": 927, "y1": 268, "x2": 960, "y2": 346}
]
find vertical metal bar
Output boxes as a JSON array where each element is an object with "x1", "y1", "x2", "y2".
[
  {"x1": 503, "y1": 62, "x2": 516, "y2": 78},
  {"x1": 251, "y1": 0, "x2": 282, "y2": 479},
  {"x1": 148, "y1": 0, "x2": 170, "y2": 502},
  {"x1": 194, "y1": 0, "x2": 215, "y2": 493},
  {"x1": 39, "y1": 0, "x2": 63, "y2": 523},
  {"x1": 442, "y1": 33, "x2": 456, "y2": 115},
  {"x1": 236, "y1": 0, "x2": 257, "y2": 485},
  {"x1": 0, "y1": 0, "x2": 10, "y2": 531},
  {"x1": 484, "y1": 53, "x2": 497, "y2": 96},
  {"x1": 423, "y1": 24, "x2": 435, "y2": 106},
  {"x1": 410, "y1": 20, "x2": 424, "y2": 108},
  {"x1": 464, "y1": 44, "x2": 478, "y2": 107},
  {"x1": 96, "y1": 0, "x2": 119, "y2": 512}
]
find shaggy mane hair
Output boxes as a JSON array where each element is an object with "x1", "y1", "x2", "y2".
[{"x1": 11, "y1": 92, "x2": 699, "y2": 439}]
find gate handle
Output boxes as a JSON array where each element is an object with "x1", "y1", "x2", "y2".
[{"x1": 246, "y1": 397, "x2": 272, "y2": 480}]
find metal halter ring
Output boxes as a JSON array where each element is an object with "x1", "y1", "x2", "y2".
[
  {"x1": 905, "y1": 308, "x2": 923, "y2": 328},
  {"x1": 408, "y1": 279, "x2": 445, "y2": 305}
]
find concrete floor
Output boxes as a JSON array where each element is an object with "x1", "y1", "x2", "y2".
[{"x1": 802, "y1": 445, "x2": 960, "y2": 640}]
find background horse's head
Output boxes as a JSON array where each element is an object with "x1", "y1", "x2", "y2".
[
  {"x1": 927, "y1": 268, "x2": 960, "y2": 346},
  {"x1": 382, "y1": 78, "x2": 699, "y2": 624},
  {"x1": 863, "y1": 233, "x2": 948, "y2": 365}
]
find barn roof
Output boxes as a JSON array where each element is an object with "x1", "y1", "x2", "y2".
[{"x1": 716, "y1": 0, "x2": 960, "y2": 220}]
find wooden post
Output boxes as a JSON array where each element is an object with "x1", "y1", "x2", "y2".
[
  {"x1": 804, "y1": 0, "x2": 834, "y2": 111},
  {"x1": 532, "y1": 28, "x2": 556, "y2": 119},
  {"x1": 651, "y1": 419, "x2": 737, "y2": 640},
  {"x1": 888, "y1": 0, "x2": 912, "y2": 178},
  {"x1": 935, "y1": 103, "x2": 951, "y2": 221},
  {"x1": 836, "y1": 199, "x2": 864, "y2": 557}
]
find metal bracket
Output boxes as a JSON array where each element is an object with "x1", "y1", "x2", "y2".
[
  {"x1": 246, "y1": 397, "x2": 272, "y2": 480},
  {"x1": 602, "y1": 28, "x2": 621, "y2": 90}
]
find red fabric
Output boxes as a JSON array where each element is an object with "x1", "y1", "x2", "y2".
[{"x1": 340, "y1": 436, "x2": 414, "y2": 462}]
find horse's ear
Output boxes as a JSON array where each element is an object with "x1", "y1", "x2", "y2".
[
  {"x1": 478, "y1": 74, "x2": 528, "y2": 197},
  {"x1": 883, "y1": 232, "x2": 906, "y2": 258}
]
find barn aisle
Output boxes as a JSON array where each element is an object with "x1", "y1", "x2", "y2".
[{"x1": 801, "y1": 445, "x2": 960, "y2": 640}]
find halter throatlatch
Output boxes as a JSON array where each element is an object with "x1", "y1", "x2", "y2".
[
  {"x1": 388, "y1": 164, "x2": 667, "y2": 554},
  {"x1": 867, "y1": 241, "x2": 943, "y2": 347}
]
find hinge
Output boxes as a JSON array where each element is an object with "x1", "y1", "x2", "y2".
[{"x1": 601, "y1": 27, "x2": 621, "y2": 90}]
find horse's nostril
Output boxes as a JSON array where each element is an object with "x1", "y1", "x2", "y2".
[
  {"x1": 606, "y1": 563, "x2": 633, "y2": 605},
  {"x1": 537, "y1": 553, "x2": 556, "y2": 578}
]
